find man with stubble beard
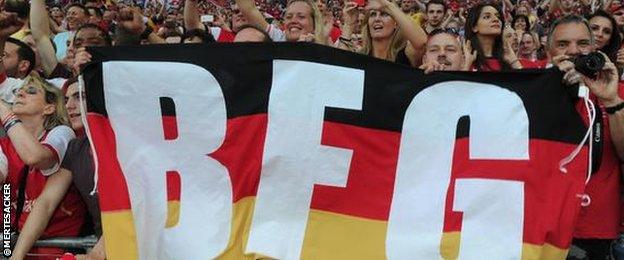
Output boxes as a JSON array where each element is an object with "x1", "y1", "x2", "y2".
[{"x1": 419, "y1": 29, "x2": 465, "y2": 73}]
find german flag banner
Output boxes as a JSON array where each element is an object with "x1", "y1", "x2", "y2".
[{"x1": 82, "y1": 43, "x2": 589, "y2": 260}]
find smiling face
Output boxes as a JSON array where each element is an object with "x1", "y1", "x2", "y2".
[
  {"x1": 472, "y1": 6, "x2": 502, "y2": 36},
  {"x1": 367, "y1": 9, "x2": 396, "y2": 40},
  {"x1": 283, "y1": 1, "x2": 315, "y2": 42},
  {"x1": 66, "y1": 6, "x2": 88, "y2": 31}
]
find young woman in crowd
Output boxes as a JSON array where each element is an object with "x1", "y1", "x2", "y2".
[
  {"x1": 512, "y1": 14, "x2": 530, "y2": 33},
  {"x1": 0, "y1": 73, "x2": 85, "y2": 259},
  {"x1": 587, "y1": 10, "x2": 621, "y2": 62},
  {"x1": 340, "y1": 0, "x2": 427, "y2": 65},
  {"x1": 464, "y1": 3, "x2": 523, "y2": 71},
  {"x1": 235, "y1": 0, "x2": 328, "y2": 44}
]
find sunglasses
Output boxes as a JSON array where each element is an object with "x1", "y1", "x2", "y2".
[{"x1": 14, "y1": 86, "x2": 41, "y2": 95}]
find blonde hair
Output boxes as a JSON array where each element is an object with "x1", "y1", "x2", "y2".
[
  {"x1": 359, "y1": 10, "x2": 405, "y2": 61},
  {"x1": 286, "y1": 0, "x2": 328, "y2": 44},
  {"x1": 20, "y1": 72, "x2": 69, "y2": 131}
]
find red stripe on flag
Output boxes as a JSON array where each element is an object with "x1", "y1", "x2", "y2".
[
  {"x1": 87, "y1": 113, "x2": 133, "y2": 211},
  {"x1": 167, "y1": 171, "x2": 181, "y2": 201},
  {"x1": 211, "y1": 114, "x2": 267, "y2": 203},
  {"x1": 162, "y1": 116, "x2": 178, "y2": 140}
]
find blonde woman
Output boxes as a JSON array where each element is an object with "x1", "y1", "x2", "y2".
[
  {"x1": 340, "y1": 0, "x2": 427, "y2": 66},
  {"x1": 0, "y1": 73, "x2": 85, "y2": 259},
  {"x1": 235, "y1": 0, "x2": 329, "y2": 44}
]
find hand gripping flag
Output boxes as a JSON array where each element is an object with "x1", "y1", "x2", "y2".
[{"x1": 82, "y1": 43, "x2": 589, "y2": 260}]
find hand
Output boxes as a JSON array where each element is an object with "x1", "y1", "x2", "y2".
[
  {"x1": 583, "y1": 53, "x2": 623, "y2": 106},
  {"x1": 616, "y1": 47, "x2": 624, "y2": 69},
  {"x1": 462, "y1": 39, "x2": 477, "y2": 71},
  {"x1": 0, "y1": 11, "x2": 23, "y2": 40},
  {"x1": 72, "y1": 47, "x2": 92, "y2": 75},
  {"x1": 342, "y1": 1, "x2": 359, "y2": 27},
  {"x1": 298, "y1": 33, "x2": 315, "y2": 42},
  {"x1": 419, "y1": 59, "x2": 446, "y2": 74},
  {"x1": 552, "y1": 54, "x2": 582, "y2": 85}
]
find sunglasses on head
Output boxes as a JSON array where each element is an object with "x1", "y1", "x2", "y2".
[{"x1": 14, "y1": 86, "x2": 40, "y2": 95}]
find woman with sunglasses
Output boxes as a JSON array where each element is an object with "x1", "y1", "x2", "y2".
[
  {"x1": 464, "y1": 3, "x2": 522, "y2": 71},
  {"x1": 0, "y1": 73, "x2": 85, "y2": 259}
]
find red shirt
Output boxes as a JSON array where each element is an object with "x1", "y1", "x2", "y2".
[
  {"x1": 0, "y1": 127, "x2": 86, "y2": 238},
  {"x1": 573, "y1": 83, "x2": 624, "y2": 239},
  {"x1": 519, "y1": 58, "x2": 548, "y2": 69}
]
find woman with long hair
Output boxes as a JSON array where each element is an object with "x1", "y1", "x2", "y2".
[
  {"x1": 464, "y1": 3, "x2": 522, "y2": 71},
  {"x1": 587, "y1": 10, "x2": 621, "y2": 62},
  {"x1": 235, "y1": 0, "x2": 329, "y2": 44},
  {"x1": 340, "y1": 0, "x2": 427, "y2": 65},
  {"x1": 0, "y1": 73, "x2": 85, "y2": 259}
]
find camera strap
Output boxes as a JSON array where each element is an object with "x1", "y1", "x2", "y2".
[{"x1": 590, "y1": 100, "x2": 603, "y2": 175}]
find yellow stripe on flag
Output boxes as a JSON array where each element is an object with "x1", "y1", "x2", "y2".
[
  {"x1": 165, "y1": 201, "x2": 180, "y2": 228},
  {"x1": 101, "y1": 210, "x2": 139, "y2": 260},
  {"x1": 301, "y1": 210, "x2": 387, "y2": 259}
]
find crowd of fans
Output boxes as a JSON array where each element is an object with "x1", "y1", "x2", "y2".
[{"x1": 0, "y1": 0, "x2": 621, "y2": 259}]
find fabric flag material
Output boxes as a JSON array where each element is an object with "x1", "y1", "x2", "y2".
[{"x1": 82, "y1": 43, "x2": 589, "y2": 260}]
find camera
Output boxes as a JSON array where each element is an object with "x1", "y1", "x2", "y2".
[{"x1": 574, "y1": 52, "x2": 605, "y2": 79}]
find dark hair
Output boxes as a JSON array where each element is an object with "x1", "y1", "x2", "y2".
[
  {"x1": 5, "y1": 37, "x2": 35, "y2": 75},
  {"x1": 547, "y1": 15, "x2": 593, "y2": 50},
  {"x1": 86, "y1": 7, "x2": 103, "y2": 18},
  {"x1": 426, "y1": 0, "x2": 447, "y2": 13},
  {"x1": 586, "y1": 10, "x2": 622, "y2": 61},
  {"x1": 236, "y1": 25, "x2": 274, "y2": 42},
  {"x1": 74, "y1": 23, "x2": 113, "y2": 46},
  {"x1": 65, "y1": 3, "x2": 89, "y2": 15},
  {"x1": 512, "y1": 15, "x2": 530, "y2": 32},
  {"x1": 181, "y1": 29, "x2": 216, "y2": 43},
  {"x1": 4, "y1": 0, "x2": 29, "y2": 19},
  {"x1": 464, "y1": 2, "x2": 509, "y2": 71}
]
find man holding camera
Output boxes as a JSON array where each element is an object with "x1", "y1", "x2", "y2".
[{"x1": 548, "y1": 15, "x2": 624, "y2": 259}]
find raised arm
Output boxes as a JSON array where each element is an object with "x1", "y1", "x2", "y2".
[
  {"x1": 31, "y1": 0, "x2": 60, "y2": 77},
  {"x1": 368, "y1": 0, "x2": 427, "y2": 66},
  {"x1": 234, "y1": 0, "x2": 270, "y2": 31},
  {"x1": 184, "y1": 0, "x2": 203, "y2": 30},
  {"x1": 10, "y1": 169, "x2": 73, "y2": 260},
  {"x1": 337, "y1": 1, "x2": 358, "y2": 51}
]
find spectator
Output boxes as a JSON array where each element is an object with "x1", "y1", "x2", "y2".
[
  {"x1": 3, "y1": 37, "x2": 36, "y2": 79},
  {"x1": 58, "y1": 79, "x2": 105, "y2": 260},
  {"x1": 517, "y1": 31, "x2": 546, "y2": 68},
  {"x1": 0, "y1": 72, "x2": 83, "y2": 260},
  {"x1": 419, "y1": 28, "x2": 465, "y2": 72},
  {"x1": 423, "y1": 0, "x2": 447, "y2": 34},
  {"x1": 464, "y1": 3, "x2": 522, "y2": 71},
  {"x1": 548, "y1": 15, "x2": 624, "y2": 259},
  {"x1": 587, "y1": 10, "x2": 621, "y2": 63},
  {"x1": 341, "y1": 0, "x2": 427, "y2": 65},
  {"x1": 512, "y1": 14, "x2": 530, "y2": 33},
  {"x1": 235, "y1": 0, "x2": 327, "y2": 43},
  {"x1": 53, "y1": 4, "x2": 89, "y2": 61}
]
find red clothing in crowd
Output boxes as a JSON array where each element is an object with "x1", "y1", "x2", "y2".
[{"x1": 573, "y1": 83, "x2": 624, "y2": 239}]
